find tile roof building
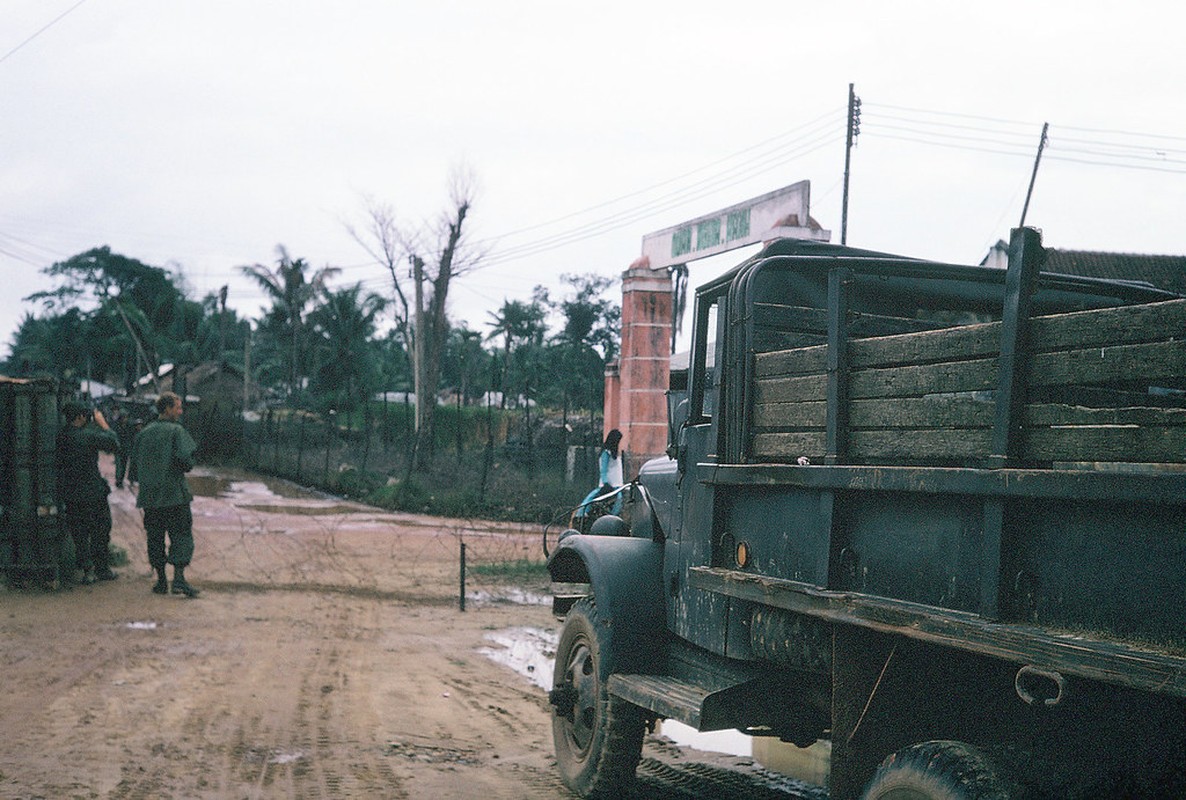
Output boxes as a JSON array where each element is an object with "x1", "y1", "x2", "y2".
[{"x1": 980, "y1": 240, "x2": 1186, "y2": 296}]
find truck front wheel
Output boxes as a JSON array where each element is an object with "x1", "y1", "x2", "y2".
[
  {"x1": 861, "y1": 740, "x2": 1011, "y2": 800},
  {"x1": 549, "y1": 596, "x2": 646, "y2": 798}
]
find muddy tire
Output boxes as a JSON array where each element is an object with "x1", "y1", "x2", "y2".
[
  {"x1": 862, "y1": 740, "x2": 1012, "y2": 800},
  {"x1": 550, "y1": 596, "x2": 645, "y2": 798}
]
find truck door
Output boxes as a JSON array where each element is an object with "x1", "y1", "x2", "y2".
[{"x1": 668, "y1": 289, "x2": 731, "y2": 651}]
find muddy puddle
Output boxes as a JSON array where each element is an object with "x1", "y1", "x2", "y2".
[
  {"x1": 479, "y1": 627, "x2": 556, "y2": 689},
  {"x1": 467, "y1": 588, "x2": 549, "y2": 606},
  {"x1": 187, "y1": 472, "x2": 368, "y2": 518},
  {"x1": 187, "y1": 472, "x2": 324, "y2": 501},
  {"x1": 236, "y1": 503, "x2": 364, "y2": 516}
]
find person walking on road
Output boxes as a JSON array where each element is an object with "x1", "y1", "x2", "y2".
[
  {"x1": 129, "y1": 391, "x2": 200, "y2": 598},
  {"x1": 56, "y1": 400, "x2": 121, "y2": 584}
]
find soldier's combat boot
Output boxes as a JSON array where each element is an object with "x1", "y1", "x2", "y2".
[{"x1": 171, "y1": 567, "x2": 199, "y2": 598}]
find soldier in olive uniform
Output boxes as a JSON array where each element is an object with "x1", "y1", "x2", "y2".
[
  {"x1": 129, "y1": 391, "x2": 200, "y2": 597},
  {"x1": 57, "y1": 400, "x2": 121, "y2": 584}
]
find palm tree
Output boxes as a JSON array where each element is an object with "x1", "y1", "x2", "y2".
[
  {"x1": 307, "y1": 284, "x2": 387, "y2": 411},
  {"x1": 240, "y1": 246, "x2": 340, "y2": 400},
  {"x1": 485, "y1": 298, "x2": 548, "y2": 407}
]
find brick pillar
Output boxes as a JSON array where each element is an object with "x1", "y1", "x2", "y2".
[{"x1": 612, "y1": 261, "x2": 672, "y2": 473}]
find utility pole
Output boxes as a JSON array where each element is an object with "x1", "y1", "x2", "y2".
[
  {"x1": 841, "y1": 83, "x2": 861, "y2": 245},
  {"x1": 218, "y1": 284, "x2": 228, "y2": 359},
  {"x1": 243, "y1": 327, "x2": 252, "y2": 413},
  {"x1": 1019, "y1": 122, "x2": 1049, "y2": 228}
]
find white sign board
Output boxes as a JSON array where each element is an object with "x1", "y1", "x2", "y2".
[{"x1": 639, "y1": 181, "x2": 829, "y2": 270}]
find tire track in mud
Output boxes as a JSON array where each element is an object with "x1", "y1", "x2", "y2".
[
  {"x1": 100, "y1": 592, "x2": 408, "y2": 800},
  {"x1": 286, "y1": 596, "x2": 406, "y2": 799}
]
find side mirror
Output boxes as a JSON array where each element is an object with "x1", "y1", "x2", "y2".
[
  {"x1": 666, "y1": 397, "x2": 690, "y2": 460},
  {"x1": 676, "y1": 424, "x2": 689, "y2": 474}
]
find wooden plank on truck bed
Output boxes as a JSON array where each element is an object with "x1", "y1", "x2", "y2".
[
  {"x1": 755, "y1": 425, "x2": 1186, "y2": 465},
  {"x1": 755, "y1": 298, "x2": 1186, "y2": 378},
  {"x1": 758, "y1": 340, "x2": 1186, "y2": 403},
  {"x1": 750, "y1": 298, "x2": 1186, "y2": 466}
]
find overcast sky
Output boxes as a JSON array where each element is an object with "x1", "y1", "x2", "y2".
[{"x1": 3, "y1": 0, "x2": 1184, "y2": 360}]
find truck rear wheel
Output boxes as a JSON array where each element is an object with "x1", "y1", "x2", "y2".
[
  {"x1": 549, "y1": 596, "x2": 645, "y2": 798},
  {"x1": 862, "y1": 740, "x2": 1011, "y2": 800}
]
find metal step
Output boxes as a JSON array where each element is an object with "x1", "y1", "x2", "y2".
[{"x1": 609, "y1": 672, "x2": 754, "y2": 732}]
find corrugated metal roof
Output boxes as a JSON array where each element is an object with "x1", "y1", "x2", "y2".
[{"x1": 1045, "y1": 249, "x2": 1186, "y2": 296}]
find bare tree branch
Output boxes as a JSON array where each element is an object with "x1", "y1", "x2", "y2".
[{"x1": 347, "y1": 168, "x2": 481, "y2": 469}]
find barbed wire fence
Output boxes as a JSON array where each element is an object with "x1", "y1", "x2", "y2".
[{"x1": 189, "y1": 400, "x2": 604, "y2": 606}]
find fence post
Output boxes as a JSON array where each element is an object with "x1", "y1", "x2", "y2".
[
  {"x1": 362, "y1": 401, "x2": 372, "y2": 473},
  {"x1": 323, "y1": 414, "x2": 333, "y2": 486},
  {"x1": 296, "y1": 413, "x2": 308, "y2": 482},
  {"x1": 272, "y1": 412, "x2": 281, "y2": 472},
  {"x1": 257, "y1": 409, "x2": 270, "y2": 467},
  {"x1": 459, "y1": 541, "x2": 467, "y2": 612},
  {"x1": 382, "y1": 392, "x2": 389, "y2": 451},
  {"x1": 455, "y1": 390, "x2": 463, "y2": 464}
]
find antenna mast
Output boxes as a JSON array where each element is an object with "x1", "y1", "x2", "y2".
[{"x1": 1019, "y1": 122, "x2": 1050, "y2": 228}]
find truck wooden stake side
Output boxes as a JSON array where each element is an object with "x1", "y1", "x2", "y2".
[{"x1": 546, "y1": 228, "x2": 1186, "y2": 799}]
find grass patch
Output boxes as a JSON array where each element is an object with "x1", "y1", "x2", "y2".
[{"x1": 466, "y1": 560, "x2": 548, "y2": 582}]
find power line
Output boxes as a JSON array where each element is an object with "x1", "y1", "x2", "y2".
[
  {"x1": 1044, "y1": 151, "x2": 1186, "y2": 175},
  {"x1": 487, "y1": 107, "x2": 845, "y2": 241},
  {"x1": 475, "y1": 124, "x2": 845, "y2": 267},
  {"x1": 863, "y1": 101, "x2": 1038, "y2": 129},
  {"x1": 862, "y1": 110, "x2": 1186, "y2": 174},
  {"x1": 1048, "y1": 141, "x2": 1186, "y2": 167},
  {"x1": 0, "y1": 0, "x2": 91, "y2": 65},
  {"x1": 868, "y1": 131, "x2": 1035, "y2": 160},
  {"x1": 1055, "y1": 121, "x2": 1186, "y2": 144},
  {"x1": 864, "y1": 110, "x2": 1039, "y2": 142},
  {"x1": 867, "y1": 121, "x2": 1040, "y2": 153}
]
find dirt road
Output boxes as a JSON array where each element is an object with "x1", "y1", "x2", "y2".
[{"x1": 0, "y1": 459, "x2": 822, "y2": 800}]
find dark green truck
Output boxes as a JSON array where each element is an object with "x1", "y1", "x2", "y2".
[{"x1": 546, "y1": 228, "x2": 1186, "y2": 799}]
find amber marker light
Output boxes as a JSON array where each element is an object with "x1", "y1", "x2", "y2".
[{"x1": 735, "y1": 541, "x2": 751, "y2": 568}]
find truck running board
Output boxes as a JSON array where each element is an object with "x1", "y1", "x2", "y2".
[{"x1": 608, "y1": 672, "x2": 759, "y2": 733}]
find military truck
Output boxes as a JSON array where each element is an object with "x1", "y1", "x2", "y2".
[{"x1": 545, "y1": 228, "x2": 1186, "y2": 799}]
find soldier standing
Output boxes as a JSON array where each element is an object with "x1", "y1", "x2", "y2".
[
  {"x1": 129, "y1": 391, "x2": 200, "y2": 597},
  {"x1": 57, "y1": 400, "x2": 121, "y2": 584}
]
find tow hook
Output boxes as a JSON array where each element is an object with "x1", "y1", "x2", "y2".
[{"x1": 1015, "y1": 665, "x2": 1066, "y2": 707}]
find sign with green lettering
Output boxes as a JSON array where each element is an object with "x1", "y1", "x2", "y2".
[{"x1": 640, "y1": 181, "x2": 828, "y2": 269}]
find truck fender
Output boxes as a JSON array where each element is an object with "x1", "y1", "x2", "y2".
[{"x1": 548, "y1": 534, "x2": 666, "y2": 671}]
